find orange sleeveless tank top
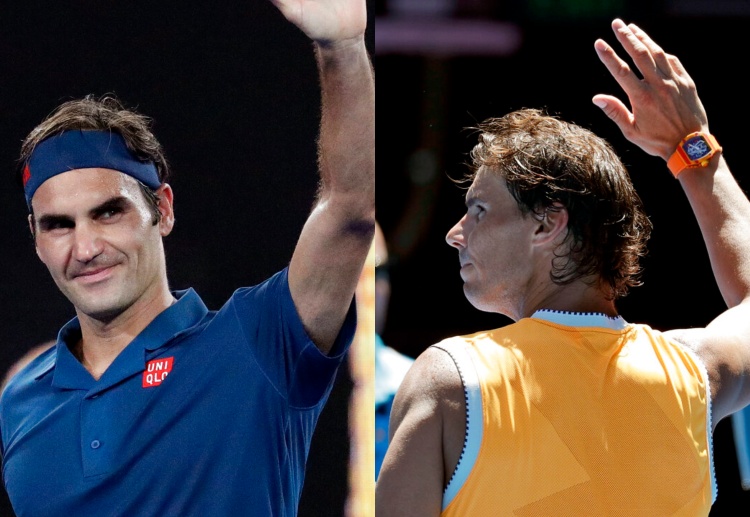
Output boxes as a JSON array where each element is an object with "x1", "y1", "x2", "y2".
[{"x1": 436, "y1": 311, "x2": 714, "y2": 517}]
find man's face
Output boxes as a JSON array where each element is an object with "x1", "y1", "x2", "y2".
[
  {"x1": 445, "y1": 168, "x2": 539, "y2": 316},
  {"x1": 31, "y1": 168, "x2": 173, "y2": 322}
]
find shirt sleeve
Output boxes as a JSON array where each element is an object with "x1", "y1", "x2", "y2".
[{"x1": 224, "y1": 268, "x2": 357, "y2": 409}]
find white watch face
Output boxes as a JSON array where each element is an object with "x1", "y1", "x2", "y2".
[{"x1": 684, "y1": 135, "x2": 711, "y2": 161}]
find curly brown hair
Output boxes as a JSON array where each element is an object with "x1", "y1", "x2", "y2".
[{"x1": 467, "y1": 108, "x2": 652, "y2": 299}]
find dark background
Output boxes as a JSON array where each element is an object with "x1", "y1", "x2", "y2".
[
  {"x1": 376, "y1": 0, "x2": 750, "y2": 514},
  {"x1": 0, "y1": 1, "x2": 374, "y2": 516}
]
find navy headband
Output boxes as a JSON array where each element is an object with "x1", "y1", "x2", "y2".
[{"x1": 23, "y1": 130, "x2": 161, "y2": 207}]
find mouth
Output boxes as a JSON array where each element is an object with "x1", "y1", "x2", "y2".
[
  {"x1": 72, "y1": 265, "x2": 117, "y2": 284},
  {"x1": 458, "y1": 256, "x2": 473, "y2": 280},
  {"x1": 458, "y1": 261, "x2": 474, "y2": 280}
]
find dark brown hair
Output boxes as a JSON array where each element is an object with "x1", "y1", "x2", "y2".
[{"x1": 467, "y1": 108, "x2": 652, "y2": 299}]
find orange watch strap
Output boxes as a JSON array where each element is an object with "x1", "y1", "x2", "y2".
[
  {"x1": 667, "y1": 132, "x2": 721, "y2": 178},
  {"x1": 667, "y1": 148, "x2": 688, "y2": 176}
]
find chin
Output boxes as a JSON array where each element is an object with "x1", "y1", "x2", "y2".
[
  {"x1": 464, "y1": 286, "x2": 513, "y2": 316},
  {"x1": 67, "y1": 291, "x2": 132, "y2": 322},
  {"x1": 86, "y1": 305, "x2": 129, "y2": 322}
]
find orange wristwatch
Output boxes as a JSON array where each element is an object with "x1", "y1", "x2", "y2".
[{"x1": 667, "y1": 132, "x2": 722, "y2": 177}]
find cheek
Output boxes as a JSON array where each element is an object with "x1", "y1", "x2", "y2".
[
  {"x1": 126, "y1": 227, "x2": 165, "y2": 269},
  {"x1": 136, "y1": 205, "x2": 157, "y2": 227},
  {"x1": 469, "y1": 227, "x2": 495, "y2": 261},
  {"x1": 34, "y1": 238, "x2": 66, "y2": 270},
  {"x1": 475, "y1": 226, "x2": 523, "y2": 268},
  {"x1": 105, "y1": 216, "x2": 156, "y2": 250}
]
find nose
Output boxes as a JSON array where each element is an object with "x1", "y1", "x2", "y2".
[
  {"x1": 73, "y1": 222, "x2": 104, "y2": 263},
  {"x1": 446, "y1": 216, "x2": 466, "y2": 249}
]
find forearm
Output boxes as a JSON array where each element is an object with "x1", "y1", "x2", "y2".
[
  {"x1": 679, "y1": 155, "x2": 750, "y2": 307},
  {"x1": 314, "y1": 38, "x2": 375, "y2": 215}
]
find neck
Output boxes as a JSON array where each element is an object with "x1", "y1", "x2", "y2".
[
  {"x1": 516, "y1": 276, "x2": 617, "y2": 321},
  {"x1": 75, "y1": 281, "x2": 174, "y2": 380}
]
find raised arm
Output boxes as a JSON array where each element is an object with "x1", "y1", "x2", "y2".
[
  {"x1": 270, "y1": 0, "x2": 375, "y2": 353},
  {"x1": 593, "y1": 19, "x2": 750, "y2": 425}
]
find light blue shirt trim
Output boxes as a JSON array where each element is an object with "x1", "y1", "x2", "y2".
[
  {"x1": 434, "y1": 341, "x2": 483, "y2": 512},
  {"x1": 531, "y1": 309, "x2": 628, "y2": 330},
  {"x1": 680, "y1": 344, "x2": 717, "y2": 504}
]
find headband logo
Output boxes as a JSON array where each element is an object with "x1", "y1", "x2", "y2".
[{"x1": 22, "y1": 164, "x2": 31, "y2": 187}]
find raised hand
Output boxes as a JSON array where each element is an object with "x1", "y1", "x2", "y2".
[
  {"x1": 269, "y1": 0, "x2": 367, "y2": 47},
  {"x1": 593, "y1": 19, "x2": 709, "y2": 161}
]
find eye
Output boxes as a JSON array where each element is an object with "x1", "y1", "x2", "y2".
[
  {"x1": 469, "y1": 204, "x2": 486, "y2": 218},
  {"x1": 38, "y1": 218, "x2": 74, "y2": 233},
  {"x1": 96, "y1": 207, "x2": 123, "y2": 221}
]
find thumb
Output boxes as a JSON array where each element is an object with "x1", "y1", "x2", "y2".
[{"x1": 592, "y1": 94, "x2": 634, "y2": 137}]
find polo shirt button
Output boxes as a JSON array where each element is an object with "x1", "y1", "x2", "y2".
[{"x1": 91, "y1": 440, "x2": 101, "y2": 449}]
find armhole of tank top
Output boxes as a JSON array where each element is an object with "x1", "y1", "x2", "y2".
[
  {"x1": 432, "y1": 342, "x2": 483, "y2": 512},
  {"x1": 679, "y1": 344, "x2": 717, "y2": 504}
]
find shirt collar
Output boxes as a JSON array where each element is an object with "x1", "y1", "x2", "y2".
[
  {"x1": 530, "y1": 309, "x2": 628, "y2": 330},
  {"x1": 47, "y1": 288, "x2": 208, "y2": 392}
]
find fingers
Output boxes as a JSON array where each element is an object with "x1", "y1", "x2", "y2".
[
  {"x1": 609, "y1": 18, "x2": 664, "y2": 83},
  {"x1": 594, "y1": 38, "x2": 642, "y2": 97},
  {"x1": 628, "y1": 23, "x2": 674, "y2": 78},
  {"x1": 666, "y1": 54, "x2": 694, "y2": 88},
  {"x1": 627, "y1": 23, "x2": 673, "y2": 79}
]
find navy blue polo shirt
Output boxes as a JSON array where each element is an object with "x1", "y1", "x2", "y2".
[{"x1": 0, "y1": 268, "x2": 355, "y2": 517}]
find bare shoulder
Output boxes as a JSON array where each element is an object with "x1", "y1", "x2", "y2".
[
  {"x1": 664, "y1": 312, "x2": 746, "y2": 381},
  {"x1": 390, "y1": 344, "x2": 465, "y2": 431},
  {"x1": 663, "y1": 308, "x2": 750, "y2": 426},
  {"x1": 377, "y1": 343, "x2": 467, "y2": 515},
  {"x1": 662, "y1": 327, "x2": 720, "y2": 385},
  {"x1": 391, "y1": 343, "x2": 467, "y2": 483}
]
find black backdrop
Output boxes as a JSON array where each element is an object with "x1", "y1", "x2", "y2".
[
  {"x1": 376, "y1": 2, "x2": 750, "y2": 515},
  {"x1": 0, "y1": 1, "x2": 374, "y2": 516}
]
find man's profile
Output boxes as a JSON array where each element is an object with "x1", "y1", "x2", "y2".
[{"x1": 376, "y1": 19, "x2": 750, "y2": 516}]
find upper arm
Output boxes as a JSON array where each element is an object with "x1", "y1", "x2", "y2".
[
  {"x1": 665, "y1": 300, "x2": 750, "y2": 427},
  {"x1": 375, "y1": 346, "x2": 465, "y2": 517},
  {"x1": 288, "y1": 197, "x2": 374, "y2": 353}
]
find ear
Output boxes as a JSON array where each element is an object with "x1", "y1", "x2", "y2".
[
  {"x1": 531, "y1": 203, "x2": 568, "y2": 247},
  {"x1": 156, "y1": 183, "x2": 176, "y2": 237}
]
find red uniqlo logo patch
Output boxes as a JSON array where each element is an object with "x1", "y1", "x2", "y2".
[{"x1": 142, "y1": 357, "x2": 174, "y2": 388}]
